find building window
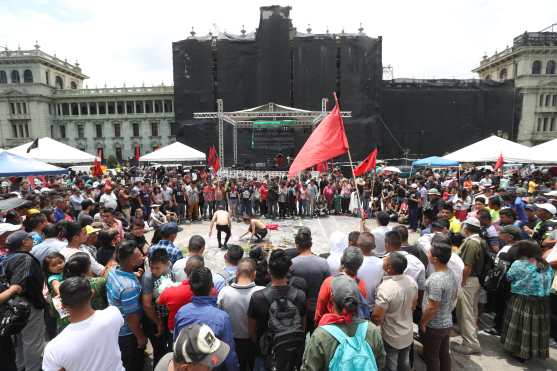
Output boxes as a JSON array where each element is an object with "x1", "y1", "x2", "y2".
[
  {"x1": 55, "y1": 76, "x2": 64, "y2": 89},
  {"x1": 22, "y1": 103, "x2": 27, "y2": 114},
  {"x1": 115, "y1": 148, "x2": 123, "y2": 162},
  {"x1": 16, "y1": 103, "x2": 21, "y2": 114},
  {"x1": 60, "y1": 125, "x2": 66, "y2": 138},
  {"x1": 543, "y1": 117, "x2": 549, "y2": 131},
  {"x1": 164, "y1": 100, "x2": 173, "y2": 112},
  {"x1": 133, "y1": 123, "x2": 140, "y2": 137},
  {"x1": 95, "y1": 124, "x2": 103, "y2": 138},
  {"x1": 77, "y1": 125, "x2": 84, "y2": 138},
  {"x1": 532, "y1": 60, "x2": 542, "y2": 75},
  {"x1": 145, "y1": 101, "x2": 153, "y2": 114},
  {"x1": 551, "y1": 117, "x2": 555, "y2": 131},
  {"x1": 545, "y1": 95, "x2": 551, "y2": 107},
  {"x1": 11, "y1": 70, "x2": 20, "y2": 83},
  {"x1": 45, "y1": 71, "x2": 50, "y2": 85},
  {"x1": 540, "y1": 94, "x2": 544, "y2": 106},
  {"x1": 107, "y1": 102, "x2": 115, "y2": 114},
  {"x1": 24, "y1": 123, "x2": 29, "y2": 137},
  {"x1": 546, "y1": 60, "x2": 556, "y2": 74},
  {"x1": 170, "y1": 122, "x2": 177, "y2": 136},
  {"x1": 126, "y1": 101, "x2": 134, "y2": 114},
  {"x1": 553, "y1": 95, "x2": 557, "y2": 107},
  {"x1": 9, "y1": 103, "x2": 15, "y2": 114},
  {"x1": 80, "y1": 103, "x2": 88, "y2": 115},
  {"x1": 89, "y1": 102, "x2": 97, "y2": 115},
  {"x1": 151, "y1": 122, "x2": 159, "y2": 136},
  {"x1": 499, "y1": 68, "x2": 507, "y2": 80},
  {"x1": 117, "y1": 102, "x2": 124, "y2": 114},
  {"x1": 23, "y1": 70, "x2": 33, "y2": 83},
  {"x1": 98, "y1": 102, "x2": 106, "y2": 115},
  {"x1": 50, "y1": 125, "x2": 54, "y2": 137},
  {"x1": 154, "y1": 100, "x2": 163, "y2": 113},
  {"x1": 537, "y1": 118, "x2": 542, "y2": 131},
  {"x1": 12, "y1": 124, "x2": 17, "y2": 138},
  {"x1": 70, "y1": 81, "x2": 77, "y2": 89},
  {"x1": 135, "y1": 101, "x2": 144, "y2": 114},
  {"x1": 71, "y1": 103, "x2": 79, "y2": 115},
  {"x1": 114, "y1": 123, "x2": 121, "y2": 138},
  {"x1": 0, "y1": 71, "x2": 7, "y2": 84}
]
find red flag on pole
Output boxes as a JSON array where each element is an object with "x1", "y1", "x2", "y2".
[
  {"x1": 288, "y1": 93, "x2": 348, "y2": 177},
  {"x1": 495, "y1": 152, "x2": 504, "y2": 171},
  {"x1": 315, "y1": 161, "x2": 328, "y2": 173},
  {"x1": 134, "y1": 144, "x2": 140, "y2": 161},
  {"x1": 208, "y1": 146, "x2": 217, "y2": 166},
  {"x1": 353, "y1": 148, "x2": 378, "y2": 176},
  {"x1": 92, "y1": 148, "x2": 103, "y2": 177}
]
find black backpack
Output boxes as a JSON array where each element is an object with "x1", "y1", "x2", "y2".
[
  {"x1": 260, "y1": 287, "x2": 306, "y2": 371},
  {"x1": 0, "y1": 257, "x2": 31, "y2": 336},
  {"x1": 483, "y1": 259, "x2": 510, "y2": 293}
]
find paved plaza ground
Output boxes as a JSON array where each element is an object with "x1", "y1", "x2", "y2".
[{"x1": 166, "y1": 215, "x2": 557, "y2": 370}]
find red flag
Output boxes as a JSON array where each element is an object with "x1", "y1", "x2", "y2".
[
  {"x1": 354, "y1": 148, "x2": 378, "y2": 176},
  {"x1": 288, "y1": 93, "x2": 348, "y2": 177},
  {"x1": 134, "y1": 144, "x2": 140, "y2": 161},
  {"x1": 495, "y1": 152, "x2": 504, "y2": 171},
  {"x1": 92, "y1": 148, "x2": 103, "y2": 177},
  {"x1": 208, "y1": 146, "x2": 217, "y2": 166},
  {"x1": 315, "y1": 161, "x2": 328, "y2": 173}
]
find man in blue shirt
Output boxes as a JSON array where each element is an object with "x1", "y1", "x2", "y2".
[
  {"x1": 107, "y1": 240, "x2": 146, "y2": 371},
  {"x1": 212, "y1": 244, "x2": 243, "y2": 293},
  {"x1": 149, "y1": 222, "x2": 183, "y2": 264},
  {"x1": 514, "y1": 188, "x2": 528, "y2": 226},
  {"x1": 174, "y1": 266, "x2": 239, "y2": 371}
]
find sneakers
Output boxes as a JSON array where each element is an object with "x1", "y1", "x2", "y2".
[{"x1": 451, "y1": 343, "x2": 481, "y2": 355}]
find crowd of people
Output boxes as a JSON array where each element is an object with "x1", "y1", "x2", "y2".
[{"x1": 0, "y1": 163, "x2": 555, "y2": 371}]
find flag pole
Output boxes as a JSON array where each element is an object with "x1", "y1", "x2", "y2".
[
  {"x1": 346, "y1": 147, "x2": 364, "y2": 217},
  {"x1": 369, "y1": 168, "x2": 376, "y2": 216}
]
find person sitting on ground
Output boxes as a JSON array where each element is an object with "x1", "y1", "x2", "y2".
[
  {"x1": 42, "y1": 277, "x2": 125, "y2": 371},
  {"x1": 301, "y1": 273, "x2": 386, "y2": 371},
  {"x1": 371, "y1": 252, "x2": 418, "y2": 371},
  {"x1": 154, "y1": 323, "x2": 230, "y2": 371},
  {"x1": 217, "y1": 258, "x2": 265, "y2": 371},
  {"x1": 172, "y1": 235, "x2": 206, "y2": 282},
  {"x1": 315, "y1": 246, "x2": 368, "y2": 325},
  {"x1": 150, "y1": 204, "x2": 167, "y2": 228},
  {"x1": 209, "y1": 204, "x2": 232, "y2": 250},
  {"x1": 213, "y1": 244, "x2": 244, "y2": 293},
  {"x1": 173, "y1": 266, "x2": 239, "y2": 371},
  {"x1": 239, "y1": 216, "x2": 268, "y2": 242}
]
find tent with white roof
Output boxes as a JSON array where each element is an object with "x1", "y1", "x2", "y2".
[
  {"x1": 530, "y1": 138, "x2": 557, "y2": 163},
  {"x1": 442, "y1": 135, "x2": 551, "y2": 164},
  {"x1": 139, "y1": 141, "x2": 206, "y2": 163},
  {"x1": 8, "y1": 137, "x2": 96, "y2": 164}
]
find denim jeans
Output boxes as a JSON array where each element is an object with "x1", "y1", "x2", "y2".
[{"x1": 384, "y1": 342, "x2": 411, "y2": 371}]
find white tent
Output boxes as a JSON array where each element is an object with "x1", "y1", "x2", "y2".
[
  {"x1": 530, "y1": 139, "x2": 557, "y2": 163},
  {"x1": 8, "y1": 137, "x2": 96, "y2": 164},
  {"x1": 139, "y1": 141, "x2": 206, "y2": 163},
  {"x1": 442, "y1": 135, "x2": 551, "y2": 164}
]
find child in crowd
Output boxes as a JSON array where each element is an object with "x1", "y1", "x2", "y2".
[{"x1": 43, "y1": 252, "x2": 65, "y2": 297}]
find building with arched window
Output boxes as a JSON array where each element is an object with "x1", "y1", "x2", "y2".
[
  {"x1": 473, "y1": 28, "x2": 557, "y2": 145},
  {"x1": 0, "y1": 46, "x2": 175, "y2": 159}
]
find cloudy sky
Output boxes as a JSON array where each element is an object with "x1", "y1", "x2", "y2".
[{"x1": 1, "y1": 0, "x2": 555, "y2": 87}]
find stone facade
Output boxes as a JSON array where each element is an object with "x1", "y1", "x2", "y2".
[
  {"x1": 0, "y1": 46, "x2": 175, "y2": 161},
  {"x1": 473, "y1": 31, "x2": 557, "y2": 145}
]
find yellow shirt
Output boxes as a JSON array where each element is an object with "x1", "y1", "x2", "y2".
[
  {"x1": 449, "y1": 216, "x2": 461, "y2": 234},
  {"x1": 528, "y1": 180, "x2": 538, "y2": 194}
]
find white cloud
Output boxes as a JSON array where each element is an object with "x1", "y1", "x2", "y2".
[{"x1": 1, "y1": 0, "x2": 555, "y2": 86}]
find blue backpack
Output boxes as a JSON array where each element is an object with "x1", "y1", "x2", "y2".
[{"x1": 320, "y1": 321, "x2": 378, "y2": 371}]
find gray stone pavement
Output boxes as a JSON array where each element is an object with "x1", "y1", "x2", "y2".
[{"x1": 164, "y1": 215, "x2": 557, "y2": 370}]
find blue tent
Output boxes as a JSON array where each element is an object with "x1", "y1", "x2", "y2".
[
  {"x1": 0, "y1": 151, "x2": 68, "y2": 176},
  {"x1": 412, "y1": 156, "x2": 460, "y2": 167}
]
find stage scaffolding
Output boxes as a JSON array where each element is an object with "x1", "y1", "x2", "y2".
[{"x1": 193, "y1": 98, "x2": 352, "y2": 165}]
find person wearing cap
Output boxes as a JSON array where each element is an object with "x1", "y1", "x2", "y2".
[
  {"x1": 150, "y1": 204, "x2": 168, "y2": 228},
  {"x1": 302, "y1": 273, "x2": 386, "y2": 371},
  {"x1": 155, "y1": 323, "x2": 230, "y2": 371},
  {"x1": 372, "y1": 252, "x2": 418, "y2": 371},
  {"x1": 315, "y1": 246, "x2": 368, "y2": 325},
  {"x1": 3, "y1": 229, "x2": 46, "y2": 371},
  {"x1": 173, "y1": 267, "x2": 239, "y2": 371},
  {"x1": 82, "y1": 224, "x2": 101, "y2": 257},
  {"x1": 149, "y1": 222, "x2": 184, "y2": 265},
  {"x1": 530, "y1": 203, "x2": 557, "y2": 248},
  {"x1": 453, "y1": 217, "x2": 484, "y2": 355},
  {"x1": 426, "y1": 188, "x2": 442, "y2": 217},
  {"x1": 42, "y1": 277, "x2": 125, "y2": 371}
]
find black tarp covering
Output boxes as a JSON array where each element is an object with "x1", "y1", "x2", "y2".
[
  {"x1": 381, "y1": 80, "x2": 516, "y2": 158},
  {"x1": 292, "y1": 38, "x2": 337, "y2": 110}
]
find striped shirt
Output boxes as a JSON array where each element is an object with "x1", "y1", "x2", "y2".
[{"x1": 106, "y1": 267, "x2": 142, "y2": 336}]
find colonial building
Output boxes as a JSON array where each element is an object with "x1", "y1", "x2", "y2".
[
  {"x1": 0, "y1": 45, "x2": 175, "y2": 161},
  {"x1": 473, "y1": 29, "x2": 557, "y2": 145}
]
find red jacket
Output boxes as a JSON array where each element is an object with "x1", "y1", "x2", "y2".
[
  {"x1": 158, "y1": 280, "x2": 217, "y2": 330},
  {"x1": 314, "y1": 275, "x2": 367, "y2": 325}
]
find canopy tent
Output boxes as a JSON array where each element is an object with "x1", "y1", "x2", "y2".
[
  {"x1": 442, "y1": 135, "x2": 550, "y2": 164},
  {"x1": 412, "y1": 156, "x2": 460, "y2": 167},
  {"x1": 8, "y1": 137, "x2": 96, "y2": 164},
  {"x1": 0, "y1": 151, "x2": 67, "y2": 176},
  {"x1": 530, "y1": 138, "x2": 557, "y2": 163},
  {"x1": 139, "y1": 141, "x2": 206, "y2": 163}
]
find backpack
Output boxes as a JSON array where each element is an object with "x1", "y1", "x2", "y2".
[
  {"x1": 321, "y1": 321, "x2": 378, "y2": 371},
  {"x1": 260, "y1": 287, "x2": 306, "y2": 371},
  {"x1": 469, "y1": 235, "x2": 495, "y2": 289},
  {"x1": 483, "y1": 259, "x2": 510, "y2": 293},
  {"x1": 0, "y1": 256, "x2": 31, "y2": 336}
]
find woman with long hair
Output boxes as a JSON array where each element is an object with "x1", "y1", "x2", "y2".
[{"x1": 501, "y1": 240, "x2": 554, "y2": 361}]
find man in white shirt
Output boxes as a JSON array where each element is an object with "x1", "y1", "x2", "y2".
[
  {"x1": 355, "y1": 232, "x2": 384, "y2": 310},
  {"x1": 99, "y1": 185, "x2": 118, "y2": 210},
  {"x1": 385, "y1": 230, "x2": 426, "y2": 292},
  {"x1": 171, "y1": 235, "x2": 205, "y2": 282},
  {"x1": 42, "y1": 277, "x2": 124, "y2": 371},
  {"x1": 370, "y1": 211, "x2": 392, "y2": 257}
]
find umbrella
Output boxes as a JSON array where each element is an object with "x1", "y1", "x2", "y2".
[
  {"x1": 382, "y1": 166, "x2": 401, "y2": 173},
  {"x1": 0, "y1": 151, "x2": 67, "y2": 177}
]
